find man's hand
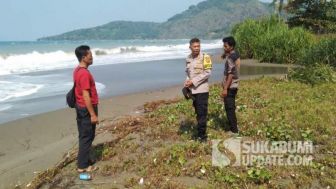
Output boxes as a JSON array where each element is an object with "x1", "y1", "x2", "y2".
[
  {"x1": 83, "y1": 90, "x2": 99, "y2": 124},
  {"x1": 90, "y1": 115, "x2": 99, "y2": 124},
  {"x1": 184, "y1": 80, "x2": 193, "y2": 88},
  {"x1": 221, "y1": 89, "x2": 228, "y2": 98},
  {"x1": 222, "y1": 74, "x2": 233, "y2": 98}
]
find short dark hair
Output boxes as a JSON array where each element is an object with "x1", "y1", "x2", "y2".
[
  {"x1": 189, "y1": 38, "x2": 200, "y2": 45},
  {"x1": 75, "y1": 45, "x2": 90, "y2": 62},
  {"x1": 222, "y1": 36, "x2": 236, "y2": 48}
]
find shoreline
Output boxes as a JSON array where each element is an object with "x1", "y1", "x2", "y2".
[
  {"x1": 0, "y1": 58, "x2": 291, "y2": 125},
  {"x1": 0, "y1": 84, "x2": 184, "y2": 188},
  {"x1": 0, "y1": 72, "x2": 287, "y2": 188}
]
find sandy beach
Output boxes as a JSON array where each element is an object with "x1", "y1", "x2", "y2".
[
  {"x1": 1, "y1": 0, "x2": 334, "y2": 187},
  {"x1": 0, "y1": 83, "x2": 187, "y2": 188},
  {"x1": 0, "y1": 59, "x2": 289, "y2": 188}
]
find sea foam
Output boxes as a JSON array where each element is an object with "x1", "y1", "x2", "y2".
[{"x1": 0, "y1": 41, "x2": 221, "y2": 76}]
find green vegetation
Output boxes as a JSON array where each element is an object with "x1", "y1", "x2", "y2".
[
  {"x1": 232, "y1": 16, "x2": 314, "y2": 64},
  {"x1": 270, "y1": 0, "x2": 285, "y2": 16},
  {"x1": 287, "y1": 0, "x2": 336, "y2": 34},
  {"x1": 38, "y1": 0, "x2": 271, "y2": 40},
  {"x1": 302, "y1": 37, "x2": 336, "y2": 67},
  {"x1": 30, "y1": 78, "x2": 336, "y2": 188},
  {"x1": 28, "y1": 1, "x2": 336, "y2": 188},
  {"x1": 232, "y1": 14, "x2": 336, "y2": 85},
  {"x1": 39, "y1": 21, "x2": 160, "y2": 40},
  {"x1": 158, "y1": 0, "x2": 271, "y2": 39},
  {"x1": 289, "y1": 64, "x2": 336, "y2": 85}
]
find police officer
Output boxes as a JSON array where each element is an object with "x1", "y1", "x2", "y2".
[
  {"x1": 221, "y1": 36, "x2": 240, "y2": 135},
  {"x1": 184, "y1": 38, "x2": 212, "y2": 142}
]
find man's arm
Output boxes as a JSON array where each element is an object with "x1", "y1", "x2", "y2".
[
  {"x1": 185, "y1": 61, "x2": 190, "y2": 83},
  {"x1": 185, "y1": 61, "x2": 189, "y2": 80},
  {"x1": 191, "y1": 55, "x2": 212, "y2": 87},
  {"x1": 191, "y1": 69, "x2": 211, "y2": 87},
  {"x1": 236, "y1": 58, "x2": 241, "y2": 69},
  {"x1": 83, "y1": 90, "x2": 98, "y2": 124},
  {"x1": 221, "y1": 58, "x2": 236, "y2": 97},
  {"x1": 185, "y1": 59, "x2": 194, "y2": 87},
  {"x1": 223, "y1": 74, "x2": 233, "y2": 91}
]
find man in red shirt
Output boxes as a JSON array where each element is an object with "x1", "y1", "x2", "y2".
[{"x1": 74, "y1": 45, "x2": 99, "y2": 173}]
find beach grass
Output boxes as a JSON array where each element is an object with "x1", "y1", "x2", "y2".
[{"x1": 29, "y1": 77, "x2": 336, "y2": 189}]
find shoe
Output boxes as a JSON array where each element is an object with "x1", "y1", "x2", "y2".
[
  {"x1": 197, "y1": 136, "x2": 208, "y2": 143},
  {"x1": 226, "y1": 131, "x2": 242, "y2": 139},
  {"x1": 232, "y1": 133, "x2": 242, "y2": 139},
  {"x1": 226, "y1": 131, "x2": 234, "y2": 135}
]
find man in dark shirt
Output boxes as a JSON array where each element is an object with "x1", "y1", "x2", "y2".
[
  {"x1": 74, "y1": 45, "x2": 99, "y2": 172},
  {"x1": 221, "y1": 37, "x2": 240, "y2": 135}
]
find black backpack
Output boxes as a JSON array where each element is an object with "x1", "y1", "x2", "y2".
[
  {"x1": 66, "y1": 84, "x2": 76, "y2": 108},
  {"x1": 66, "y1": 67, "x2": 82, "y2": 108}
]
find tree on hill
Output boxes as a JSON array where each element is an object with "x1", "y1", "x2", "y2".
[
  {"x1": 286, "y1": 0, "x2": 336, "y2": 34},
  {"x1": 271, "y1": 0, "x2": 286, "y2": 16},
  {"x1": 38, "y1": 0, "x2": 271, "y2": 40}
]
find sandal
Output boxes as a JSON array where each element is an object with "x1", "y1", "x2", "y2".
[{"x1": 79, "y1": 172, "x2": 92, "y2": 181}]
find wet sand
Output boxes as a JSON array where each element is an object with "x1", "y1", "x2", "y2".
[
  {"x1": 0, "y1": 84, "x2": 185, "y2": 188},
  {"x1": 0, "y1": 59, "x2": 290, "y2": 188}
]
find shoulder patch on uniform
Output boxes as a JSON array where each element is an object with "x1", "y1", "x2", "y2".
[{"x1": 203, "y1": 54, "x2": 212, "y2": 70}]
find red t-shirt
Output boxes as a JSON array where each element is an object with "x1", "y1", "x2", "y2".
[{"x1": 73, "y1": 66, "x2": 99, "y2": 108}]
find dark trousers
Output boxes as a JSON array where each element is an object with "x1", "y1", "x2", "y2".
[
  {"x1": 192, "y1": 92, "x2": 209, "y2": 139},
  {"x1": 224, "y1": 88, "x2": 238, "y2": 133},
  {"x1": 75, "y1": 104, "x2": 98, "y2": 169}
]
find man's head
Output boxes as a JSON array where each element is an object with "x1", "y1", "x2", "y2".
[
  {"x1": 189, "y1": 38, "x2": 201, "y2": 57},
  {"x1": 223, "y1": 36, "x2": 236, "y2": 54},
  {"x1": 75, "y1": 45, "x2": 93, "y2": 66}
]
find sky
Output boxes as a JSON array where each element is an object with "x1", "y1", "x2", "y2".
[{"x1": 0, "y1": 0, "x2": 272, "y2": 41}]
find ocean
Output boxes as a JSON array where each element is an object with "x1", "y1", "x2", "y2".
[{"x1": 0, "y1": 39, "x2": 224, "y2": 124}]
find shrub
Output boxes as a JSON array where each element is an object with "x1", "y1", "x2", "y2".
[
  {"x1": 302, "y1": 37, "x2": 336, "y2": 68},
  {"x1": 232, "y1": 15, "x2": 314, "y2": 64},
  {"x1": 288, "y1": 63, "x2": 336, "y2": 85}
]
